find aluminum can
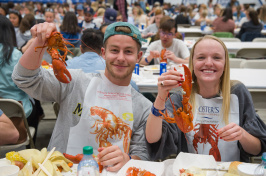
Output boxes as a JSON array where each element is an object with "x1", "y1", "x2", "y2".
[
  {"x1": 160, "y1": 62, "x2": 167, "y2": 75},
  {"x1": 134, "y1": 63, "x2": 139, "y2": 75},
  {"x1": 141, "y1": 24, "x2": 145, "y2": 30}
]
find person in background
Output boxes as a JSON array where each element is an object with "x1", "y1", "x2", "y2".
[
  {"x1": 175, "y1": 5, "x2": 190, "y2": 25},
  {"x1": 142, "y1": 7, "x2": 164, "y2": 38},
  {"x1": 212, "y1": 7, "x2": 235, "y2": 34},
  {"x1": 60, "y1": 11, "x2": 81, "y2": 47},
  {"x1": 93, "y1": 8, "x2": 105, "y2": 28},
  {"x1": 227, "y1": 0, "x2": 240, "y2": 8},
  {"x1": 103, "y1": 8, "x2": 117, "y2": 24},
  {"x1": 44, "y1": 8, "x2": 55, "y2": 23},
  {"x1": 79, "y1": 7, "x2": 97, "y2": 30},
  {"x1": 0, "y1": 109, "x2": 19, "y2": 146},
  {"x1": 210, "y1": 4, "x2": 222, "y2": 21},
  {"x1": 0, "y1": 4, "x2": 8, "y2": 16},
  {"x1": 113, "y1": 0, "x2": 128, "y2": 22},
  {"x1": 76, "y1": 3, "x2": 84, "y2": 25},
  {"x1": 12, "y1": 21, "x2": 151, "y2": 172},
  {"x1": 145, "y1": 35, "x2": 266, "y2": 162},
  {"x1": 259, "y1": 5, "x2": 266, "y2": 26},
  {"x1": 9, "y1": 9, "x2": 23, "y2": 48},
  {"x1": 232, "y1": 5, "x2": 246, "y2": 27},
  {"x1": 0, "y1": 15, "x2": 39, "y2": 144},
  {"x1": 17, "y1": 14, "x2": 35, "y2": 50},
  {"x1": 132, "y1": 6, "x2": 147, "y2": 27},
  {"x1": 100, "y1": 23, "x2": 109, "y2": 34},
  {"x1": 66, "y1": 28, "x2": 104, "y2": 72},
  {"x1": 195, "y1": 9, "x2": 212, "y2": 26},
  {"x1": 116, "y1": 11, "x2": 123, "y2": 22},
  {"x1": 237, "y1": 8, "x2": 263, "y2": 40},
  {"x1": 140, "y1": 18, "x2": 190, "y2": 65}
]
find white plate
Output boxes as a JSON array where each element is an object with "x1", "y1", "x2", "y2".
[
  {"x1": 172, "y1": 152, "x2": 217, "y2": 176},
  {"x1": 117, "y1": 159, "x2": 164, "y2": 176},
  {"x1": 143, "y1": 65, "x2": 160, "y2": 73}
]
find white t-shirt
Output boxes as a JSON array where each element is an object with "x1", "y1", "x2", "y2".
[{"x1": 143, "y1": 38, "x2": 190, "y2": 65}]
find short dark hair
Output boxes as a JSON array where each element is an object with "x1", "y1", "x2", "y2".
[
  {"x1": 160, "y1": 18, "x2": 177, "y2": 33},
  {"x1": 81, "y1": 28, "x2": 104, "y2": 54}
]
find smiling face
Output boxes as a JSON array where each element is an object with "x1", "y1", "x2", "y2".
[
  {"x1": 192, "y1": 39, "x2": 226, "y2": 88},
  {"x1": 9, "y1": 13, "x2": 20, "y2": 27},
  {"x1": 101, "y1": 35, "x2": 142, "y2": 86}
]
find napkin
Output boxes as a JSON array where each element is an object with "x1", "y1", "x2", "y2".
[
  {"x1": 117, "y1": 159, "x2": 164, "y2": 176},
  {"x1": 173, "y1": 152, "x2": 217, "y2": 176}
]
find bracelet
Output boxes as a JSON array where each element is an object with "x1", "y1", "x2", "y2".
[
  {"x1": 145, "y1": 57, "x2": 149, "y2": 64},
  {"x1": 128, "y1": 154, "x2": 131, "y2": 160},
  {"x1": 151, "y1": 104, "x2": 166, "y2": 117}
]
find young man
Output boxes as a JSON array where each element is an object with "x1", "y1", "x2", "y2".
[
  {"x1": 140, "y1": 18, "x2": 190, "y2": 65},
  {"x1": 12, "y1": 22, "x2": 151, "y2": 172}
]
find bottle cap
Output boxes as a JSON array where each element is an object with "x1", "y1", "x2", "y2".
[
  {"x1": 262, "y1": 152, "x2": 266, "y2": 161},
  {"x1": 83, "y1": 146, "x2": 93, "y2": 155}
]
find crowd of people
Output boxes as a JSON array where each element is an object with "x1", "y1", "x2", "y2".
[{"x1": 0, "y1": 0, "x2": 266, "y2": 172}]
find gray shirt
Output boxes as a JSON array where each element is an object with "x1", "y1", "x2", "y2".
[
  {"x1": 146, "y1": 82, "x2": 266, "y2": 162},
  {"x1": 142, "y1": 23, "x2": 158, "y2": 36},
  {"x1": 12, "y1": 63, "x2": 152, "y2": 160}
]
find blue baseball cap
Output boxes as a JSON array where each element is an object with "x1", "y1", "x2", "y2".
[
  {"x1": 104, "y1": 8, "x2": 117, "y2": 24},
  {"x1": 76, "y1": 4, "x2": 84, "y2": 10},
  {"x1": 103, "y1": 22, "x2": 146, "y2": 47}
]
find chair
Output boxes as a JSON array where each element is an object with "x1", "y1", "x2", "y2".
[
  {"x1": 213, "y1": 32, "x2": 234, "y2": 38},
  {"x1": 219, "y1": 38, "x2": 241, "y2": 42},
  {"x1": 0, "y1": 99, "x2": 35, "y2": 150},
  {"x1": 253, "y1": 37, "x2": 266, "y2": 42},
  {"x1": 240, "y1": 59, "x2": 266, "y2": 69},
  {"x1": 229, "y1": 58, "x2": 245, "y2": 68},
  {"x1": 241, "y1": 32, "x2": 264, "y2": 42},
  {"x1": 183, "y1": 32, "x2": 203, "y2": 37},
  {"x1": 236, "y1": 48, "x2": 266, "y2": 59}
]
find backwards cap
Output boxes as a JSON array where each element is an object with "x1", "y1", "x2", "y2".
[{"x1": 103, "y1": 22, "x2": 146, "y2": 47}]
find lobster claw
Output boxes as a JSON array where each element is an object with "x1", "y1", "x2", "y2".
[{"x1": 52, "y1": 59, "x2": 72, "y2": 83}]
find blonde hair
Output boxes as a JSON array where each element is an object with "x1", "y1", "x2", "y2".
[
  {"x1": 189, "y1": 35, "x2": 231, "y2": 124},
  {"x1": 97, "y1": 8, "x2": 105, "y2": 16}
]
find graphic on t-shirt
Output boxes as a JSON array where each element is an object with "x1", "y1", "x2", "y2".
[
  {"x1": 193, "y1": 123, "x2": 221, "y2": 161},
  {"x1": 90, "y1": 106, "x2": 132, "y2": 153}
]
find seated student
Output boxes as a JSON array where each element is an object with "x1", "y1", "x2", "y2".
[
  {"x1": 12, "y1": 22, "x2": 152, "y2": 172},
  {"x1": 79, "y1": 7, "x2": 97, "y2": 30},
  {"x1": 140, "y1": 18, "x2": 190, "y2": 65},
  {"x1": 212, "y1": 7, "x2": 235, "y2": 34},
  {"x1": 66, "y1": 28, "x2": 105, "y2": 73},
  {"x1": 145, "y1": 35, "x2": 266, "y2": 162},
  {"x1": 0, "y1": 109, "x2": 19, "y2": 145}
]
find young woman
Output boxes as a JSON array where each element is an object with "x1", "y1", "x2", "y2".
[
  {"x1": 212, "y1": 7, "x2": 235, "y2": 34},
  {"x1": 145, "y1": 35, "x2": 266, "y2": 162},
  {"x1": 60, "y1": 11, "x2": 81, "y2": 47}
]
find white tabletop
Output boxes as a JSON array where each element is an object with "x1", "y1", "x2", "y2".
[
  {"x1": 178, "y1": 27, "x2": 266, "y2": 35},
  {"x1": 135, "y1": 68, "x2": 266, "y2": 93}
]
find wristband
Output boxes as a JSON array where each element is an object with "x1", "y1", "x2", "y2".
[
  {"x1": 145, "y1": 57, "x2": 149, "y2": 64},
  {"x1": 128, "y1": 154, "x2": 131, "y2": 160},
  {"x1": 151, "y1": 104, "x2": 166, "y2": 117}
]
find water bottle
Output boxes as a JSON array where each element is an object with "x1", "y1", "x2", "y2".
[
  {"x1": 200, "y1": 21, "x2": 207, "y2": 31},
  {"x1": 254, "y1": 153, "x2": 266, "y2": 176},
  {"x1": 77, "y1": 146, "x2": 99, "y2": 176}
]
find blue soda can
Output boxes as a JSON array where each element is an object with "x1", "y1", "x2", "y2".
[
  {"x1": 134, "y1": 63, "x2": 139, "y2": 75},
  {"x1": 141, "y1": 24, "x2": 145, "y2": 30},
  {"x1": 160, "y1": 62, "x2": 167, "y2": 75}
]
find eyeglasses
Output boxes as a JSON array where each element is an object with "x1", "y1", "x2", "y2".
[{"x1": 160, "y1": 31, "x2": 174, "y2": 38}]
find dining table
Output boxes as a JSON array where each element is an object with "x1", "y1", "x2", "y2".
[{"x1": 133, "y1": 67, "x2": 266, "y2": 93}]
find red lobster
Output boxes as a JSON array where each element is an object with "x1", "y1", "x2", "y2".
[
  {"x1": 126, "y1": 167, "x2": 156, "y2": 176},
  {"x1": 193, "y1": 124, "x2": 221, "y2": 161},
  {"x1": 90, "y1": 106, "x2": 132, "y2": 154},
  {"x1": 35, "y1": 31, "x2": 74, "y2": 83},
  {"x1": 160, "y1": 64, "x2": 194, "y2": 133}
]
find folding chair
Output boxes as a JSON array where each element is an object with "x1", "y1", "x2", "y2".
[
  {"x1": 236, "y1": 48, "x2": 266, "y2": 59},
  {"x1": 240, "y1": 59, "x2": 266, "y2": 69},
  {"x1": 229, "y1": 58, "x2": 245, "y2": 68},
  {"x1": 183, "y1": 32, "x2": 203, "y2": 37},
  {"x1": 253, "y1": 38, "x2": 266, "y2": 42},
  {"x1": 0, "y1": 99, "x2": 35, "y2": 151},
  {"x1": 213, "y1": 32, "x2": 234, "y2": 38},
  {"x1": 219, "y1": 38, "x2": 241, "y2": 42}
]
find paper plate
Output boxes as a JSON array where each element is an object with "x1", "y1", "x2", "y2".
[
  {"x1": 143, "y1": 65, "x2": 160, "y2": 73},
  {"x1": 117, "y1": 159, "x2": 164, "y2": 176},
  {"x1": 172, "y1": 152, "x2": 217, "y2": 176}
]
